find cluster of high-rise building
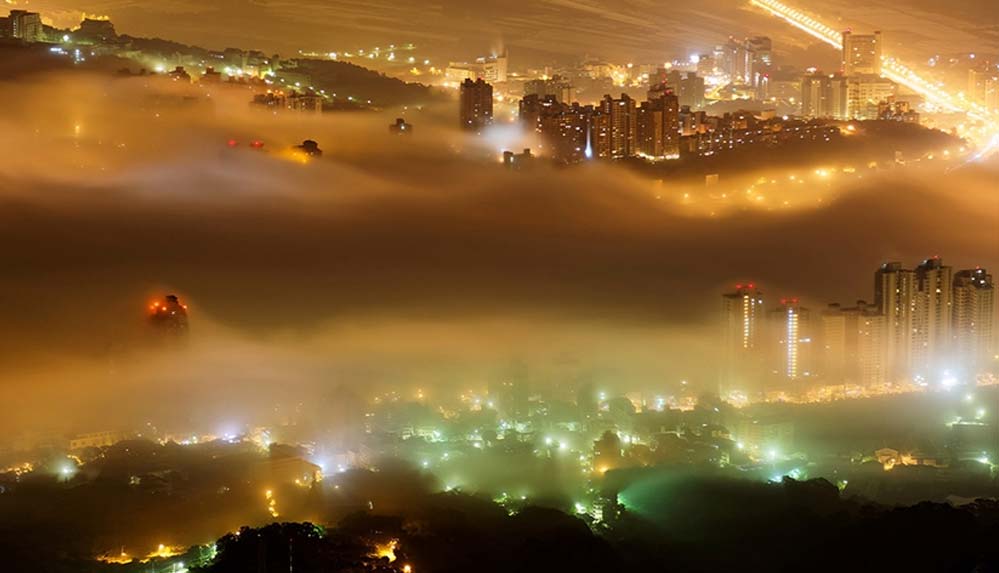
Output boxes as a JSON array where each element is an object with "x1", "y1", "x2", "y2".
[
  {"x1": 516, "y1": 85, "x2": 680, "y2": 163},
  {"x1": 722, "y1": 259, "x2": 996, "y2": 395},
  {"x1": 715, "y1": 36, "x2": 773, "y2": 97},
  {"x1": 462, "y1": 74, "x2": 846, "y2": 164},
  {"x1": 800, "y1": 31, "x2": 899, "y2": 121}
]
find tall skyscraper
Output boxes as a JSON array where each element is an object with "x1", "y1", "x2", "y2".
[
  {"x1": 875, "y1": 262, "x2": 916, "y2": 378},
  {"x1": 801, "y1": 72, "x2": 849, "y2": 119},
  {"x1": 665, "y1": 70, "x2": 706, "y2": 110},
  {"x1": 875, "y1": 258, "x2": 954, "y2": 380},
  {"x1": 721, "y1": 284, "x2": 765, "y2": 392},
  {"x1": 953, "y1": 268, "x2": 994, "y2": 373},
  {"x1": 459, "y1": 78, "x2": 493, "y2": 133},
  {"x1": 820, "y1": 303, "x2": 851, "y2": 381},
  {"x1": 771, "y1": 298, "x2": 810, "y2": 381},
  {"x1": 842, "y1": 31, "x2": 883, "y2": 76},
  {"x1": 857, "y1": 310, "x2": 888, "y2": 387},
  {"x1": 821, "y1": 301, "x2": 887, "y2": 387},
  {"x1": 596, "y1": 94, "x2": 637, "y2": 159},
  {"x1": 720, "y1": 36, "x2": 772, "y2": 87},
  {"x1": 911, "y1": 257, "x2": 953, "y2": 378},
  {"x1": 744, "y1": 36, "x2": 773, "y2": 89},
  {"x1": 636, "y1": 85, "x2": 680, "y2": 160},
  {"x1": 519, "y1": 95, "x2": 593, "y2": 164},
  {"x1": 846, "y1": 75, "x2": 896, "y2": 119}
]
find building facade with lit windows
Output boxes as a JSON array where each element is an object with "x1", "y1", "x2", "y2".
[
  {"x1": 846, "y1": 74, "x2": 897, "y2": 119},
  {"x1": 596, "y1": 94, "x2": 637, "y2": 159},
  {"x1": 721, "y1": 284, "x2": 765, "y2": 393},
  {"x1": 801, "y1": 72, "x2": 848, "y2": 119},
  {"x1": 911, "y1": 257, "x2": 953, "y2": 378},
  {"x1": 953, "y1": 268, "x2": 995, "y2": 373},
  {"x1": 636, "y1": 85, "x2": 680, "y2": 160},
  {"x1": 459, "y1": 78, "x2": 493, "y2": 132},
  {"x1": 842, "y1": 31, "x2": 882, "y2": 76},
  {"x1": 770, "y1": 298, "x2": 811, "y2": 381}
]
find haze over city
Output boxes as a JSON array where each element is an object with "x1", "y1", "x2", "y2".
[{"x1": 1, "y1": 0, "x2": 998, "y2": 571}]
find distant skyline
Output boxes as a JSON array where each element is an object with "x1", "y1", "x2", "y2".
[{"x1": 20, "y1": 0, "x2": 999, "y2": 64}]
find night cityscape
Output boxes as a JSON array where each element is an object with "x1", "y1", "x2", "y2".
[{"x1": 1, "y1": 0, "x2": 998, "y2": 571}]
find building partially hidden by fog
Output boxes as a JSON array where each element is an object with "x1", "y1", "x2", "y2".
[
  {"x1": 149, "y1": 295, "x2": 189, "y2": 337},
  {"x1": 459, "y1": 78, "x2": 493, "y2": 133},
  {"x1": 953, "y1": 268, "x2": 996, "y2": 372},
  {"x1": 721, "y1": 284, "x2": 765, "y2": 393},
  {"x1": 770, "y1": 298, "x2": 811, "y2": 381}
]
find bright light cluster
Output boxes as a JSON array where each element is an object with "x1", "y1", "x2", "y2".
[{"x1": 750, "y1": 0, "x2": 998, "y2": 137}]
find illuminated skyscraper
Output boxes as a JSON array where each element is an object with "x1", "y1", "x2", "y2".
[
  {"x1": 744, "y1": 36, "x2": 773, "y2": 89},
  {"x1": 459, "y1": 78, "x2": 493, "y2": 132},
  {"x1": 911, "y1": 257, "x2": 953, "y2": 378},
  {"x1": 953, "y1": 268, "x2": 995, "y2": 372},
  {"x1": 801, "y1": 72, "x2": 848, "y2": 119},
  {"x1": 770, "y1": 299, "x2": 810, "y2": 381},
  {"x1": 875, "y1": 262, "x2": 916, "y2": 378},
  {"x1": 876, "y1": 258, "x2": 954, "y2": 380},
  {"x1": 596, "y1": 94, "x2": 637, "y2": 159},
  {"x1": 664, "y1": 70, "x2": 706, "y2": 110},
  {"x1": 821, "y1": 301, "x2": 886, "y2": 387},
  {"x1": 820, "y1": 303, "x2": 850, "y2": 381},
  {"x1": 519, "y1": 95, "x2": 593, "y2": 164},
  {"x1": 636, "y1": 85, "x2": 680, "y2": 159},
  {"x1": 842, "y1": 31, "x2": 882, "y2": 76},
  {"x1": 846, "y1": 75, "x2": 896, "y2": 119},
  {"x1": 721, "y1": 284, "x2": 765, "y2": 392},
  {"x1": 857, "y1": 310, "x2": 887, "y2": 387}
]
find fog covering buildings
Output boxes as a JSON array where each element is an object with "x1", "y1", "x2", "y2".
[
  {"x1": 0, "y1": 1, "x2": 998, "y2": 570},
  {"x1": 722, "y1": 259, "x2": 997, "y2": 395}
]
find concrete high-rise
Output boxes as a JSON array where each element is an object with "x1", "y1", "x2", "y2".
[
  {"x1": 665, "y1": 70, "x2": 706, "y2": 110},
  {"x1": 519, "y1": 94, "x2": 593, "y2": 164},
  {"x1": 842, "y1": 31, "x2": 882, "y2": 76},
  {"x1": 953, "y1": 268, "x2": 995, "y2": 373},
  {"x1": 847, "y1": 75, "x2": 896, "y2": 119},
  {"x1": 595, "y1": 94, "x2": 637, "y2": 159},
  {"x1": 459, "y1": 78, "x2": 493, "y2": 133},
  {"x1": 523, "y1": 75, "x2": 574, "y2": 104},
  {"x1": 721, "y1": 284, "x2": 765, "y2": 392},
  {"x1": 821, "y1": 301, "x2": 887, "y2": 387},
  {"x1": 801, "y1": 72, "x2": 848, "y2": 119},
  {"x1": 771, "y1": 298, "x2": 810, "y2": 381},
  {"x1": 875, "y1": 258, "x2": 954, "y2": 381},
  {"x1": 7, "y1": 10, "x2": 43, "y2": 42},
  {"x1": 744, "y1": 36, "x2": 773, "y2": 89},
  {"x1": 636, "y1": 85, "x2": 680, "y2": 160},
  {"x1": 875, "y1": 262, "x2": 916, "y2": 378},
  {"x1": 911, "y1": 257, "x2": 953, "y2": 378},
  {"x1": 857, "y1": 310, "x2": 888, "y2": 387}
]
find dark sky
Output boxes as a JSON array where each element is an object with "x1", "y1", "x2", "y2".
[{"x1": 25, "y1": 0, "x2": 999, "y2": 62}]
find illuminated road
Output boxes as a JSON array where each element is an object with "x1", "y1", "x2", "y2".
[{"x1": 749, "y1": 0, "x2": 999, "y2": 154}]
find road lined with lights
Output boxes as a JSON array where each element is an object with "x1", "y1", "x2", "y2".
[{"x1": 749, "y1": 0, "x2": 998, "y2": 131}]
